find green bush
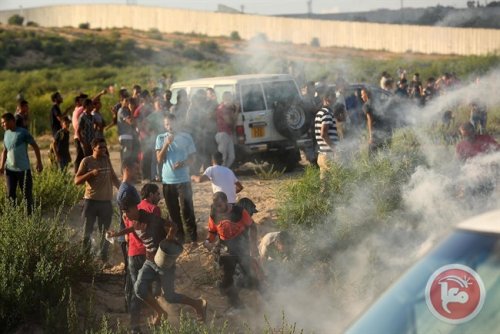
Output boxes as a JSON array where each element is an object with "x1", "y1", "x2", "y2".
[
  {"x1": 7, "y1": 14, "x2": 24, "y2": 26},
  {"x1": 0, "y1": 202, "x2": 95, "y2": 332},
  {"x1": 229, "y1": 31, "x2": 241, "y2": 41},
  {"x1": 173, "y1": 39, "x2": 185, "y2": 49},
  {"x1": 277, "y1": 128, "x2": 426, "y2": 229},
  {"x1": 26, "y1": 21, "x2": 39, "y2": 27},
  {"x1": 79, "y1": 22, "x2": 91, "y2": 30},
  {"x1": 146, "y1": 28, "x2": 163, "y2": 40},
  {"x1": 182, "y1": 47, "x2": 205, "y2": 61},
  {"x1": 199, "y1": 40, "x2": 221, "y2": 54},
  {"x1": 32, "y1": 166, "x2": 84, "y2": 212}
]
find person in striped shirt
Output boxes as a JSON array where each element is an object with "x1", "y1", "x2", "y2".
[{"x1": 314, "y1": 88, "x2": 339, "y2": 179}]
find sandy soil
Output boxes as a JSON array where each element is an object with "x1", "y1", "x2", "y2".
[{"x1": 61, "y1": 145, "x2": 300, "y2": 332}]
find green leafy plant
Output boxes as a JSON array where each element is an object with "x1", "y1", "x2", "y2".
[
  {"x1": 147, "y1": 28, "x2": 163, "y2": 40},
  {"x1": 7, "y1": 14, "x2": 24, "y2": 26},
  {"x1": 229, "y1": 31, "x2": 241, "y2": 41},
  {"x1": 0, "y1": 202, "x2": 95, "y2": 332},
  {"x1": 199, "y1": 40, "x2": 221, "y2": 54},
  {"x1": 79, "y1": 22, "x2": 91, "y2": 29},
  {"x1": 32, "y1": 165, "x2": 84, "y2": 212}
]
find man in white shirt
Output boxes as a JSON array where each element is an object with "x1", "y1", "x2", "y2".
[{"x1": 191, "y1": 152, "x2": 243, "y2": 204}]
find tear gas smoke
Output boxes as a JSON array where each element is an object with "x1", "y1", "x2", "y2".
[{"x1": 243, "y1": 65, "x2": 500, "y2": 333}]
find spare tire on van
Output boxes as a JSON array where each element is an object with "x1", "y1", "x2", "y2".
[{"x1": 272, "y1": 101, "x2": 310, "y2": 140}]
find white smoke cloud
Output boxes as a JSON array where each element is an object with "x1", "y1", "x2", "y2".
[{"x1": 238, "y1": 66, "x2": 500, "y2": 333}]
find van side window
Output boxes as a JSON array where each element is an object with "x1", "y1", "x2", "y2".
[
  {"x1": 214, "y1": 85, "x2": 234, "y2": 103},
  {"x1": 241, "y1": 84, "x2": 265, "y2": 112}
]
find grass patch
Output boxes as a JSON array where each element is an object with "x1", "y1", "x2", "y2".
[{"x1": 277, "y1": 128, "x2": 426, "y2": 229}]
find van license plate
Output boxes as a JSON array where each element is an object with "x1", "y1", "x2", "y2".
[{"x1": 251, "y1": 127, "x2": 265, "y2": 138}]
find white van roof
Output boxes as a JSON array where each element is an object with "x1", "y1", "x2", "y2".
[
  {"x1": 171, "y1": 74, "x2": 296, "y2": 87},
  {"x1": 457, "y1": 209, "x2": 500, "y2": 234}
]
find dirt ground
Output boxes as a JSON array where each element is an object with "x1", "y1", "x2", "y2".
[{"x1": 61, "y1": 144, "x2": 300, "y2": 332}]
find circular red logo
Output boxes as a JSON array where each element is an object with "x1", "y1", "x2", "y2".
[{"x1": 425, "y1": 264, "x2": 486, "y2": 324}]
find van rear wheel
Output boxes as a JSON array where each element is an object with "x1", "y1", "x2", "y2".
[{"x1": 273, "y1": 103, "x2": 310, "y2": 140}]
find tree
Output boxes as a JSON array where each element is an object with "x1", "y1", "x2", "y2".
[{"x1": 8, "y1": 14, "x2": 24, "y2": 26}]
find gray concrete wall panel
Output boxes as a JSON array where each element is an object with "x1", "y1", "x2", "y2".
[{"x1": 0, "y1": 4, "x2": 499, "y2": 55}]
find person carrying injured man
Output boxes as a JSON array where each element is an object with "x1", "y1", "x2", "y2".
[
  {"x1": 108, "y1": 194, "x2": 207, "y2": 326},
  {"x1": 204, "y1": 192, "x2": 259, "y2": 310}
]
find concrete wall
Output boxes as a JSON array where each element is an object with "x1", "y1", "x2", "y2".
[{"x1": 0, "y1": 4, "x2": 499, "y2": 56}]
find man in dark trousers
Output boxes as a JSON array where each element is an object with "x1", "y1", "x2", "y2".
[
  {"x1": 0, "y1": 112, "x2": 43, "y2": 215},
  {"x1": 75, "y1": 138, "x2": 120, "y2": 265},
  {"x1": 361, "y1": 87, "x2": 392, "y2": 156},
  {"x1": 115, "y1": 157, "x2": 144, "y2": 333},
  {"x1": 156, "y1": 113, "x2": 198, "y2": 246},
  {"x1": 204, "y1": 192, "x2": 259, "y2": 311}
]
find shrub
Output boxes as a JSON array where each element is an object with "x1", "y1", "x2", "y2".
[
  {"x1": 229, "y1": 31, "x2": 241, "y2": 41},
  {"x1": 310, "y1": 37, "x2": 320, "y2": 47},
  {"x1": 32, "y1": 166, "x2": 84, "y2": 212},
  {"x1": 277, "y1": 128, "x2": 427, "y2": 229},
  {"x1": 277, "y1": 166, "x2": 330, "y2": 228},
  {"x1": 182, "y1": 47, "x2": 205, "y2": 61},
  {"x1": 0, "y1": 202, "x2": 95, "y2": 332},
  {"x1": 79, "y1": 22, "x2": 90, "y2": 29},
  {"x1": 173, "y1": 39, "x2": 185, "y2": 49},
  {"x1": 146, "y1": 28, "x2": 163, "y2": 40},
  {"x1": 109, "y1": 30, "x2": 121, "y2": 40},
  {"x1": 199, "y1": 40, "x2": 221, "y2": 54},
  {"x1": 26, "y1": 21, "x2": 39, "y2": 27},
  {"x1": 7, "y1": 14, "x2": 24, "y2": 26}
]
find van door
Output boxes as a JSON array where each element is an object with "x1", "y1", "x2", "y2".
[{"x1": 239, "y1": 83, "x2": 275, "y2": 144}]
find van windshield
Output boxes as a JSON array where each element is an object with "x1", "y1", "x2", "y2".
[{"x1": 346, "y1": 230, "x2": 500, "y2": 334}]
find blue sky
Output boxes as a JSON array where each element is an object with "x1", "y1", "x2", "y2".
[{"x1": 0, "y1": 0, "x2": 468, "y2": 15}]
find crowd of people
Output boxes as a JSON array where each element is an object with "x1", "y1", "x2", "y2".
[
  {"x1": 1, "y1": 67, "x2": 498, "y2": 331},
  {"x1": 305, "y1": 69, "x2": 499, "y2": 177}
]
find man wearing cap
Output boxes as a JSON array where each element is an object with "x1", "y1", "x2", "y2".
[
  {"x1": 108, "y1": 195, "x2": 207, "y2": 326},
  {"x1": 191, "y1": 152, "x2": 243, "y2": 204}
]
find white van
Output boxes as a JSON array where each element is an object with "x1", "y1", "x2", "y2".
[{"x1": 170, "y1": 74, "x2": 311, "y2": 170}]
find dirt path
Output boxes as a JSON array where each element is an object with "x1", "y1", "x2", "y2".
[{"x1": 62, "y1": 146, "x2": 298, "y2": 332}]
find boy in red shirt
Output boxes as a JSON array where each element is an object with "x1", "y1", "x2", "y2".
[{"x1": 138, "y1": 183, "x2": 162, "y2": 217}]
